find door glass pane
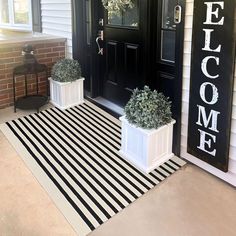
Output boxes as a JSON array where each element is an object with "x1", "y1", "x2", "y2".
[
  {"x1": 107, "y1": 0, "x2": 139, "y2": 27},
  {"x1": 161, "y1": 30, "x2": 175, "y2": 62},
  {"x1": 162, "y1": 0, "x2": 177, "y2": 30},
  {"x1": 0, "y1": 0, "x2": 10, "y2": 23},
  {"x1": 123, "y1": 2, "x2": 138, "y2": 27},
  {"x1": 108, "y1": 13, "x2": 122, "y2": 26},
  {"x1": 13, "y1": 0, "x2": 29, "y2": 24}
]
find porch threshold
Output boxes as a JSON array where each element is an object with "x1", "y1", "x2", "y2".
[{"x1": 85, "y1": 96, "x2": 124, "y2": 119}]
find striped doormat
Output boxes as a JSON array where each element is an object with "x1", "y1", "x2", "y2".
[{"x1": 0, "y1": 101, "x2": 186, "y2": 236}]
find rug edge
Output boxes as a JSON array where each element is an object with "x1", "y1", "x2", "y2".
[{"x1": 0, "y1": 123, "x2": 90, "y2": 236}]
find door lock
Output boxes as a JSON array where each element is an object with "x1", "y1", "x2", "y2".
[
  {"x1": 99, "y1": 18, "x2": 104, "y2": 26},
  {"x1": 174, "y1": 5, "x2": 182, "y2": 24}
]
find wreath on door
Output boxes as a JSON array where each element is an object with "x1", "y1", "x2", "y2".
[{"x1": 102, "y1": 0, "x2": 134, "y2": 16}]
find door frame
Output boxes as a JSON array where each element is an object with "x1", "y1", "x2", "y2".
[
  {"x1": 72, "y1": 0, "x2": 185, "y2": 156},
  {"x1": 72, "y1": 0, "x2": 101, "y2": 97}
]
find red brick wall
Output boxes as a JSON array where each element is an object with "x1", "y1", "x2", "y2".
[{"x1": 0, "y1": 39, "x2": 66, "y2": 109}]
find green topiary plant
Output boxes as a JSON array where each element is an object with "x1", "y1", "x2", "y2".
[
  {"x1": 124, "y1": 86, "x2": 172, "y2": 129},
  {"x1": 51, "y1": 58, "x2": 82, "y2": 82}
]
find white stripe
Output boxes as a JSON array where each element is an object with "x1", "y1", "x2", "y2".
[
  {"x1": 81, "y1": 103, "x2": 121, "y2": 132},
  {"x1": 76, "y1": 106, "x2": 121, "y2": 137},
  {"x1": 167, "y1": 160, "x2": 180, "y2": 170},
  {"x1": 51, "y1": 109, "x2": 153, "y2": 194},
  {"x1": 162, "y1": 163, "x2": 175, "y2": 174},
  {"x1": 30, "y1": 113, "x2": 122, "y2": 212},
  {"x1": 151, "y1": 171, "x2": 165, "y2": 181},
  {"x1": 39, "y1": 111, "x2": 132, "y2": 206},
  {"x1": 172, "y1": 156, "x2": 186, "y2": 166},
  {"x1": 70, "y1": 107, "x2": 121, "y2": 144},
  {"x1": 26, "y1": 115, "x2": 116, "y2": 218},
  {"x1": 156, "y1": 166, "x2": 170, "y2": 177},
  {"x1": 13, "y1": 119, "x2": 100, "y2": 228},
  {"x1": 46, "y1": 110, "x2": 141, "y2": 199},
  {"x1": 84, "y1": 100, "x2": 121, "y2": 126},
  {"x1": 66, "y1": 108, "x2": 121, "y2": 149},
  {"x1": 58, "y1": 108, "x2": 157, "y2": 188}
]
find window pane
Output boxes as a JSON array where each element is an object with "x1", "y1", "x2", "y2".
[
  {"x1": 107, "y1": 0, "x2": 139, "y2": 28},
  {"x1": 162, "y1": 0, "x2": 177, "y2": 30},
  {"x1": 108, "y1": 12, "x2": 122, "y2": 26},
  {"x1": 0, "y1": 0, "x2": 10, "y2": 23},
  {"x1": 123, "y1": 1, "x2": 138, "y2": 27},
  {"x1": 161, "y1": 30, "x2": 175, "y2": 62},
  {"x1": 14, "y1": 0, "x2": 29, "y2": 24}
]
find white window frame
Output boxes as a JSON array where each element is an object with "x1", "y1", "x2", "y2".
[{"x1": 0, "y1": 0, "x2": 32, "y2": 31}]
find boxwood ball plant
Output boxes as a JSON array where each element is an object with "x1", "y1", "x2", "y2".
[
  {"x1": 51, "y1": 58, "x2": 82, "y2": 82},
  {"x1": 124, "y1": 86, "x2": 172, "y2": 129}
]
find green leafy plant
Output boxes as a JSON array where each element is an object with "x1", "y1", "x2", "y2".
[
  {"x1": 124, "y1": 86, "x2": 172, "y2": 129},
  {"x1": 51, "y1": 58, "x2": 82, "y2": 82}
]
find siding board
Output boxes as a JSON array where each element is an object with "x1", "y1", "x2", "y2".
[{"x1": 41, "y1": 1, "x2": 72, "y2": 58}]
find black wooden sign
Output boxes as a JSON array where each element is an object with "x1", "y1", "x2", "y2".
[{"x1": 187, "y1": 0, "x2": 235, "y2": 172}]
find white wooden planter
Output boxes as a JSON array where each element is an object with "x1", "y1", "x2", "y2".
[
  {"x1": 119, "y1": 116, "x2": 176, "y2": 173},
  {"x1": 49, "y1": 77, "x2": 84, "y2": 110}
]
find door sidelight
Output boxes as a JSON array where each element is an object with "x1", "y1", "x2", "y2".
[{"x1": 96, "y1": 30, "x2": 104, "y2": 55}]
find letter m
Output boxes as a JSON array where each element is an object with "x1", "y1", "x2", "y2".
[{"x1": 196, "y1": 105, "x2": 220, "y2": 133}]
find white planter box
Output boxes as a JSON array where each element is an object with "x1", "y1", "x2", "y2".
[
  {"x1": 49, "y1": 77, "x2": 84, "y2": 110},
  {"x1": 119, "y1": 116, "x2": 176, "y2": 173}
]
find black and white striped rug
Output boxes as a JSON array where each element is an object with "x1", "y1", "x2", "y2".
[{"x1": 0, "y1": 101, "x2": 186, "y2": 236}]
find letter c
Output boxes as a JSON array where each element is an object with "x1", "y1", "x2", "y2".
[{"x1": 201, "y1": 56, "x2": 219, "y2": 79}]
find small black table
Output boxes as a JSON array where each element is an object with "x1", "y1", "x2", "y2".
[{"x1": 13, "y1": 63, "x2": 49, "y2": 113}]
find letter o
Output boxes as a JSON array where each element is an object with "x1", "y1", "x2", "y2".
[{"x1": 200, "y1": 82, "x2": 219, "y2": 105}]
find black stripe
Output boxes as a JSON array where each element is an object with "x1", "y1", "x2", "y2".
[
  {"x1": 34, "y1": 113, "x2": 127, "y2": 209},
  {"x1": 53, "y1": 108, "x2": 152, "y2": 191},
  {"x1": 41, "y1": 111, "x2": 133, "y2": 204},
  {"x1": 25, "y1": 116, "x2": 112, "y2": 219},
  {"x1": 148, "y1": 173, "x2": 162, "y2": 182},
  {"x1": 164, "y1": 162, "x2": 178, "y2": 171},
  {"x1": 69, "y1": 108, "x2": 157, "y2": 186},
  {"x1": 29, "y1": 114, "x2": 120, "y2": 213},
  {"x1": 66, "y1": 109, "x2": 119, "y2": 150},
  {"x1": 159, "y1": 166, "x2": 172, "y2": 175},
  {"x1": 154, "y1": 169, "x2": 168, "y2": 179},
  {"x1": 47, "y1": 109, "x2": 144, "y2": 197},
  {"x1": 6, "y1": 122, "x2": 95, "y2": 230},
  {"x1": 83, "y1": 103, "x2": 121, "y2": 129},
  {"x1": 70, "y1": 107, "x2": 121, "y2": 146},
  {"x1": 17, "y1": 118, "x2": 104, "y2": 225},
  {"x1": 68, "y1": 107, "x2": 121, "y2": 145},
  {"x1": 169, "y1": 159, "x2": 182, "y2": 168},
  {"x1": 75, "y1": 106, "x2": 121, "y2": 136}
]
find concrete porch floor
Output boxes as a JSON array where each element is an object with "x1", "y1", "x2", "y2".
[{"x1": 0, "y1": 106, "x2": 236, "y2": 236}]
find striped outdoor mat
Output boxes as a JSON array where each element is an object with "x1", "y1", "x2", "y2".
[{"x1": 0, "y1": 101, "x2": 186, "y2": 236}]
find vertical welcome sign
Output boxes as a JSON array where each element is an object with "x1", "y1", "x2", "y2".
[{"x1": 188, "y1": 0, "x2": 235, "y2": 172}]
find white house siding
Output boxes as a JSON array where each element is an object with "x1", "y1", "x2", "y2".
[
  {"x1": 181, "y1": 0, "x2": 236, "y2": 186},
  {"x1": 41, "y1": 0, "x2": 72, "y2": 58}
]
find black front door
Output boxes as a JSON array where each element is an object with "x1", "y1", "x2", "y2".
[
  {"x1": 95, "y1": 0, "x2": 149, "y2": 106},
  {"x1": 72, "y1": 0, "x2": 185, "y2": 155}
]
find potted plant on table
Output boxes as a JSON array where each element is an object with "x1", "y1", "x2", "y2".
[
  {"x1": 49, "y1": 58, "x2": 84, "y2": 110},
  {"x1": 119, "y1": 86, "x2": 175, "y2": 173}
]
